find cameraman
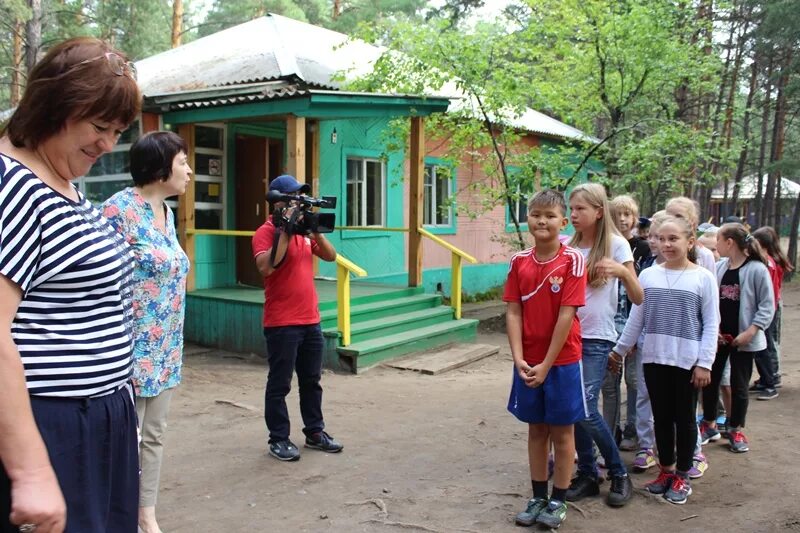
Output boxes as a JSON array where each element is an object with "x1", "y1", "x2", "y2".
[{"x1": 252, "y1": 175, "x2": 343, "y2": 461}]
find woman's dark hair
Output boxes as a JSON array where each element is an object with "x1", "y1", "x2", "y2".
[
  {"x1": 719, "y1": 223, "x2": 769, "y2": 266},
  {"x1": 753, "y1": 226, "x2": 794, "y2": 272},
  {"x1": 3, "y1": 37, "x2": 141, "y2": 149},
  {"x1": 129, "y1": 131, "x2": 188, "y2": 186}
]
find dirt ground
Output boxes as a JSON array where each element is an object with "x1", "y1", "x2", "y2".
[{"x1": 157, "y1": 287, "x2": 800, "y2": 533}]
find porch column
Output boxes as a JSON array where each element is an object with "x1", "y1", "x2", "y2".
[
  {"x1": 286, "y1": 115, "x2": 306, "y2": 183},
  {"x1": 408, "y1": 116, "x2": 424, "y2": 287},
  {"x1": 177, "y1": 124, "x2": 196, "y2": 291}
]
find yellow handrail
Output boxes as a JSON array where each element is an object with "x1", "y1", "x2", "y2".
[
  {"x1": 417, "y1": 227, "x2": 478, "y2": 319},
  {"x1": 335, "y1": 255, "x2": 367, "y2": 346},
  {"x1": 186, "y1": 229, "x2": 367, "y2": 347}
]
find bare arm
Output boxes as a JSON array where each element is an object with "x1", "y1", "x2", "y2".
[
  {"x1": 0, "y1": 275, "x2": 66, "y2": 532},
  {"x1": 312, "y1": 233, "x2": 337, "y2": 262}
]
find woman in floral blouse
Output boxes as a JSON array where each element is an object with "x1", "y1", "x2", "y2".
[{"x1": 103, "y1": 131, "x2": 191, "y2": 533}]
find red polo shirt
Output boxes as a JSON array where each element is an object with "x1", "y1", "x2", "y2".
[
  {"x1": 252, "y1": 220, "x2": 321, "y2": 327},
  {"x1": 503, "y1": 244, "x2": 586, "y2": 366}
]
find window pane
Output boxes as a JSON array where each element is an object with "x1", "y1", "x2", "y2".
[
  {"x1": 423, "y1": 182, "x2": 433, "y2": 225},
  {"x1": 436, "y1": 170, "x2": 450, "y2": 225},
  {"x1": 196, "y1": 209, "x2": 222, "y2": 230},
  {"x1": 87, "y1": 151, "x2": 129, "y2": 177},
  {"x1": 195, "y1": 181, "x2": 223, "y2": 203},
  {"x1": 346, "y1": 181, "x2": 360, "y2": 225},
  {"x1": 366, "y1": 161, "x2": 383, "y2": 226},
  {"x1": 346, "y1": 159, "x2": 361, "y2": 183},
  {"x1": 119, "y1": 120, "x2": 139, "y2": 145},
  {"x1": 195, "y1": 126, "x2": 223, "y2": 150},
  {"x1": 517, "y1": 197, "x2": 527, "y2": 222},
  {"x1": 195, "y1": 153, "x2": 223, "y2": 176},
  {"x1": 84, "y1": 179, "x2": 130, "y2": 205}
]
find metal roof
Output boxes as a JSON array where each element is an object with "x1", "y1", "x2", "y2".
[
  {"x1": 136, "y1": 14, "x2": 593, "y2": 142},
  {"x1": 711, "y1": 175, "x2": 800, "y2": 200}
]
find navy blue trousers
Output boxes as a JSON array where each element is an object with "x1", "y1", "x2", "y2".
[
  {"x1": 1, "y1": 386, "x2": 139, "y2": 533},
  {"x1": 263, "y1": 324, "x2": 325, "y2": 443}
]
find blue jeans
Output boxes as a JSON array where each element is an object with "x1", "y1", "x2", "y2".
[
  {"x1": 263, "y1": 324, "x2": 325, "y2": 443},
  {"x1": 575, "y1": 339, "x2": 627, "y2": 478}
]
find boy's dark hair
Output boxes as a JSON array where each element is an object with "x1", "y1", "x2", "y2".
[
  {"x1": 130, "y1": 131, "x2": 188, "y2": 186},
  {"x1": 528, "y1": 189, "x2": 566, "y2": 216}
]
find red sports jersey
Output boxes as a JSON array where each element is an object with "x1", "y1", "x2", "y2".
[
  {"x1": 252, "y1": 220, "x2": 321, "y2": 327},
  {"x1": 503, "y1": 244, "x2": 587, "y2": 366}
]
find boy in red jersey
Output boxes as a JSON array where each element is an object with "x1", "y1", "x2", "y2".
[{"x1": 505, "y1": 190, "x2": 587, "y2": 529}]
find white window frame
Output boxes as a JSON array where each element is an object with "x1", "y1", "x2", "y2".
[
  {"x1": 423, "y1": 163, "x2": 453, "y2": 227},
  {"x1": 345, "y1": 157, "x2": 386, "y2": 227}
]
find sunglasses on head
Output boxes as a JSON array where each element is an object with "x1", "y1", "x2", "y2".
[{"x1": 72, "y1": 52, "x2": 137, "y2": 80}]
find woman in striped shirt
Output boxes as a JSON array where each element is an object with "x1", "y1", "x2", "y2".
[{"x1": 0, "y1": 38, "x2": 140, "y2": 533}]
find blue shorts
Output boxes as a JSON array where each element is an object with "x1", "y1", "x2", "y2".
[{"x1": 508, "y1": 361, "x2": 587, "y2": 426}]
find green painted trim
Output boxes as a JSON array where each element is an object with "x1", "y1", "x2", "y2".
[
  {"x1": 309, "y1": 93, "x2": 449, "y2": 112},
  {"x1": 164, "y1": 99, "x2": 312, "y2": 124},
  {"x1": 422, "y1": 156, "x2": 457, "y2": 236}
]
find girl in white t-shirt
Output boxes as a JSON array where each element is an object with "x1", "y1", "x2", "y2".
[{"x1": 564, "y1": 183, "x2": 643, "y2": 507}]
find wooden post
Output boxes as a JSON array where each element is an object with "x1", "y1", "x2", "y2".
[
  {"x1": 177, "y1": 124, "x2": 196, "y2": 291},
  {"x1": 286, "y1": 115, "x2": 306, "y2": 183},
  {"x1": 408, "y1": 116, "x2": 424, "y2": 287}
]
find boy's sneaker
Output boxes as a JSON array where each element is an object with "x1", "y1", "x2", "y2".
[
  {"x1": 515, "y1": 497, "x2": 548, "y2": 526},
  {"x1": 632, "y1": 448, "x2": 657, "y2": 472},
  {"x1": 619, "y1": 437, "x2": 638, "y2": 451},
  {"x1": 757, "y1": 388, "x2": 779, "y2": 401},
  {"x1": 688, "y1": 453, "x2": 708, "y2": 479},
  {"x1": 645, "y1": 469, "x2": 674, "y2": 495},
  {"x1": 699, "y1": 420, "x2": 721, "y2": 445},
  {"x1": 663, "y1": 474, "x2": 692, "y2": 505},
  {"x1": 536, "y1": 499, "x2": 568, "y2": 529},
  {"x1": 565, "y1": 473, "x2": 600, "y2": 502},
  {"x1": 728, "y1": 430, "x2": 750, "y2": 453},
  {"x1": 749, "y1": 381, "x2": 766, "y2": 393},
  {"x1": 607, "y1": 474, "x2": 633, "y2": 507},
  {"x1": 269, "y1": 439, "x2": 300, "y2": 461},
  {"x1": 304, "y1": 431, "x2": 343, "y2": 453}
]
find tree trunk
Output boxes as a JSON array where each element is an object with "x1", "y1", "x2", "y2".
[
  {"x1": 731, "y1": 57, "x2": 759, "y2": 217},
  {"x1": 755, "y1": 54, "x2": 773, "y2": 226},
  {"x1": 787, "y1": 192, "x2": 800, "y2": 281},
  {"x1": 25, "y1": 0, "x2": 42, "y2": 73},
  {"x1": 333, "y1": 0, "x2": 341, "y2": 19},
  {"x1": 11, "y1": 19, "x2": 24, "y2": 105},
  {"x1": 172, "y1": 0, "x2": 183, "y2": 48},
  {"x1": 764, "y1": 49, "x2": 791, "y2": 228}
]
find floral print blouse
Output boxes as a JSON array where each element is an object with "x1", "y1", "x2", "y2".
[{"x1": 103, "y1": 188, "x2": 190, "y2": 397}]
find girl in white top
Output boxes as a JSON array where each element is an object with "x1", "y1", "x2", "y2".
[
  {"x1": 612, "y1": 216, "x2": 718, "y2": 504},
  {"x1": 565, "y1": 183, "x2": 642, "y2": 506}
]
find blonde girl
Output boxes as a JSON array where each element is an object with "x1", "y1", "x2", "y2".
[
  {"x1": 700, "y1": 223, "x2": 774, "y2": 453},
  {"x1": 565, "y1": 183, "x2": 642, "y2": 507},
  {"x1": 665, "y1": 197, "x2": 716, "y2": 272}
]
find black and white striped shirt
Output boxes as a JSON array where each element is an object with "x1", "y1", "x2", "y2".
[{"x1": 0, "y1": 155, "x2": 134, "y2": 397}]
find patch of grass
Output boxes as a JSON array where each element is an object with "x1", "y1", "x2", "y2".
[{"x1": 442, "y1": 285, "x2": 504, "y2": 305}]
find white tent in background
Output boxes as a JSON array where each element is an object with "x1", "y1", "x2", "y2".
[{"x1": 711, "y1": 174, "x2": 800, "y2": 200}]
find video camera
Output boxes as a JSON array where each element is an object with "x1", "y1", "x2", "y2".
[{"x1": 267, "y1": 190, "x2": 337, "y2": 235}]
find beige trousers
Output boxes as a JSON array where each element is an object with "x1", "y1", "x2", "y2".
[{"x1": 136, "y1": 388, "x2": 174, "y2": 507}]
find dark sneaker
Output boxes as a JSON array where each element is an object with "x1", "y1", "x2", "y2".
[
  {"x1": 663, "y1": 475, "x2": 692, "y2": 505},
  {"x1": 699, "y1": 420, "x2": 721, "y2": 445},
  {"x1": 305, "y1": 431, "x2": 343, "y2": 453},
  {"x1": 565, "y1": 473, "x2": 599, "y2": 502},
  {"x1": 536, "y1": 499, "x2": 568, "y2": 529},
  {"x1": 749, "y1": 381, "x2": 766, "y2": 393},
  {"x1": 728, "y1": 430, "x2": 749, "y2": 453},
  {"x1": 645, "y1": 469, "x2": 674, "y2": 495},
  {"x1": 607, "y1": 474, "x2": 633, "y2": 507},
  {"x1": 515, "y1": 497, "x2": 548, "y2": 526},
  {"x1": 269, "y1": 439, "x2": 300, "y2": 461},
  {"x1": 757, "y1": 388, "x2": 779, "y2": 401}
]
